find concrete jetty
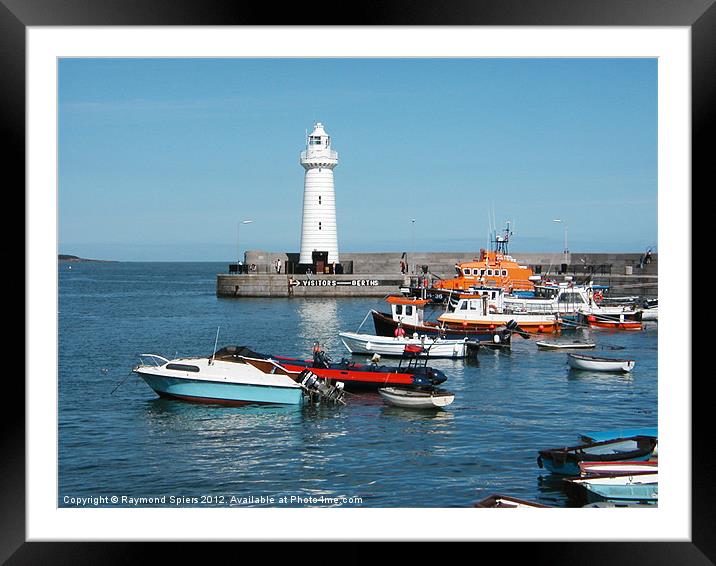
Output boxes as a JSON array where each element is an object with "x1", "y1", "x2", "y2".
[{"x1": 217, "y1": 250, "x2": 657, "y2": 298}]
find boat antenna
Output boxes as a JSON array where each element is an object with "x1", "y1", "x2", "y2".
[{"x1": 210, "y1": 326, "x2": 221, "y2": 365}]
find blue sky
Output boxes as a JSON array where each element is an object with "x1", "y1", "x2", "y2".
[{"x1": 59, "y1": 58, "x2": 657, "y2": 261}]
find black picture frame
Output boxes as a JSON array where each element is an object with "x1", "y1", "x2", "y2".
[{"x1": 6, "y1": 1, "x2": 706, "y2": 563}]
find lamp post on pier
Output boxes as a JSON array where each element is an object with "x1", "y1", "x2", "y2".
[
  {"x1": 553, "y1": 219, "x2": 569, "y2": 267},
  {"x1": 410, "y1": 218, "x2": 416, "y2": 274},
  {"x1": 237, "y1": 219, "x2": 253, "y2": 267}
]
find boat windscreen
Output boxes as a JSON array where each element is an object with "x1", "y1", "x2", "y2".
[{"x1": 213, "y1": 345, "x2": 266, "y2": 361}]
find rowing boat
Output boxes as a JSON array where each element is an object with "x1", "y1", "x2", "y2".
[
  {"x1": 378, "y1": 387, "x2": 455, "y2": 409},
  {"x1": 536, "y1": 340, "x2": 596, "y2": 350},
  {"x1": 567, "y1": 354, "x2": 635, "y2": 373}
]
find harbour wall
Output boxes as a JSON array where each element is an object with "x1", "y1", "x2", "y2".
[
  {"x1": 243, "y1": 250, "x2": 658, "y2": 277},
  {"x1": 218, "y1": 251, "x2": 657, "y2": 298}
]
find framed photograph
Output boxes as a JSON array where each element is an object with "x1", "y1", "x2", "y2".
[{"x1": 9, "y1": 0, "x2": 706, "y2": 562}]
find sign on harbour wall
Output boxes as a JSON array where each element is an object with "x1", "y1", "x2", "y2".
[{"x1": 298, "y1": 279, "x2": 382, "y2": 287}]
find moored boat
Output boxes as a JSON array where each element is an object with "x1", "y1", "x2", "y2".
[
  {"x1": 536, "y1": 340, "x2": 596, "y2": 350},
  {"x1": 580, "y1": 427, "x2": 657, "y2": 444},
  {"x1": 473, "y1": 494, "x2": 550, "y2": 508},
  {"x1": 580, "y1": 427, "x2": 657, "y2": 457},
  {"x1": 431, "y1": 222, "x2": 536, "y2": 293},
  {"x1": 574, "y1": 310, "x2": 643, "y2": 331},
  {"x1": 564, "y1": 472, "x2": 658, "y2": 505},
  {"x1": 537, "y1": 436, "x2": 658, "y2": 476},
  {"x1": 437, "y1": 291, "x2": 560, "y2": 334},
  {"x1": 226, "y1": 344, "x2": 449, "y2": 392},
  {"x1": 132, "y1": 351, "x2": 345, "y2": 406},
  {"x1": 567, "y1": 353, "x2": 635, "y2": 373},
  {"x1": 378, "y1": 387, "x2": 455, "y2": 409},
  {"x1": 579, "y1": 461, "x2": 658, "y2": 476},
  {"x1": 371, "y1": 295, "x2": 514, "y2": 344},
  {"x1": 339, "y1": 331, "x2": 468, "y2": 359}
]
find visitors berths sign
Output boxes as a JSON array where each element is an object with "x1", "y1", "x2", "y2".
[{"x1": 298, "y1": 279, "x2": 381, "y2": 287}]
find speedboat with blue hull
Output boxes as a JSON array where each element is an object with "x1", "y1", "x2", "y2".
[
  {"x1": 132, "y1": 351, "x2": 345, "y2": 406},
  {"x1": 537, "y1": 436, "x2": 658, "y2": 476}
]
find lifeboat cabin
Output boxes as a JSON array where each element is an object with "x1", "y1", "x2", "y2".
[{"x1": 433, "y1": 248, "x2": 537, "y2": 293}]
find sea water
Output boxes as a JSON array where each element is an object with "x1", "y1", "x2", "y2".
[{"x1": 58, "y1": 262, "x2": 657, "y2": 507}]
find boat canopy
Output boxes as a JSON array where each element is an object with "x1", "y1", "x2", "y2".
[{"x1": 213, "y1": 345, "x2": 266, "y2": 361}]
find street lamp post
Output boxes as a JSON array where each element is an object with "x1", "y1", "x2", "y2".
[
  {"x1": 411, "y1": 219, "x2": 416, "y2": 275},
  {"x1": 238, "y1": 219, "x2": 253, "y2": 266},
  {"x1": 553, "y1": 219, "x2": 569, "y2": 266}
]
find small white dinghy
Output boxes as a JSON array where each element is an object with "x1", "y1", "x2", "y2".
[
  {"x1": 568, "y1": 353, "x2": 635, "y2": 373},
  {"x1": 536, "y1": 340, "x2": 596, "y2": 350},
  {"x1": 378, "y1": 387, "x2": 455, "y2": 409}
]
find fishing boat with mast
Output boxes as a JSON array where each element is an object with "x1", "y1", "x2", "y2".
[
  {"x1": 437, "y1": 287, "x2": 561, "y2": 334},
  {"x1": 370, "y1": 295, "x2": 518, "y2": 345}
]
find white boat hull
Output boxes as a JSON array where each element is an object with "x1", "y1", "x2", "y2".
[
  {"x1": 133, "y1": 357, "x2": 304, "y2": 405},
  {"x1": 640, "y1": 308, "x2": 658, "y2": 321},
  {"x1": 378, "y1": 387, "x2": 455, "y2": 408},
  {"x1": 568, "y1": 354, "x2": 635, "y2": 373},
  {"x1": 536, "y1": 340, "x2": 596, "y2": 350},
  {"x1": 339, "y1": 332, "x2": 468, "y2": 359}
]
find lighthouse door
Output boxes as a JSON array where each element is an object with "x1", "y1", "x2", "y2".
[{"x1": 312, "y1": 250, "x2": 329, "y2": 274}]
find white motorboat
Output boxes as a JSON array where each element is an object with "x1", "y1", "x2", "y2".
[
  {"x1": 567, "y1": 353, "x2": 635, "y2": 373},
  {"x1": 536, "y1": 340, "x2": 596, "y2": 350},
  {"x1": 132, "y1": 347, "x2": 346, "y2": 406},
  {"x1": 378, "y1": 387, "x2": 455, "y2": 409},
  {"x1": 339, "y1": 331, "x2": 468, "y2": 359},
  {"x1": 438, "y1": 289, "x2": 560, "y2": 333}
]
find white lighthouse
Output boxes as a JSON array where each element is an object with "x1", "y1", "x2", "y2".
[{"x1": 299, "y1": 122, "x2": 340, "y2": 265}]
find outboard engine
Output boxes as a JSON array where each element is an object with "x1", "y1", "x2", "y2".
[{"x1": 298, "y1": 369, "x2": 346, "y2": 405}]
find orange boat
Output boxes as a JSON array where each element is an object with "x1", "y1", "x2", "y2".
[{"x1": 433, "y1": 224, "x2": 536, "y2": 293}]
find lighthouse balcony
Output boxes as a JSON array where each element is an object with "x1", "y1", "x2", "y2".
[{"x1": 300, "y1": 149, "x2": 338, "y2": 166}]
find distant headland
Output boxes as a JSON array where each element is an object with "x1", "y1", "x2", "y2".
[{"x1": 58, "y1": 254, "x2": 116, "y2": 263}]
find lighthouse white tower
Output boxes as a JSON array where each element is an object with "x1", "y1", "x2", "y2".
[{"x1": 299, "y1": 122, "x2": 340, "y2": 265}]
